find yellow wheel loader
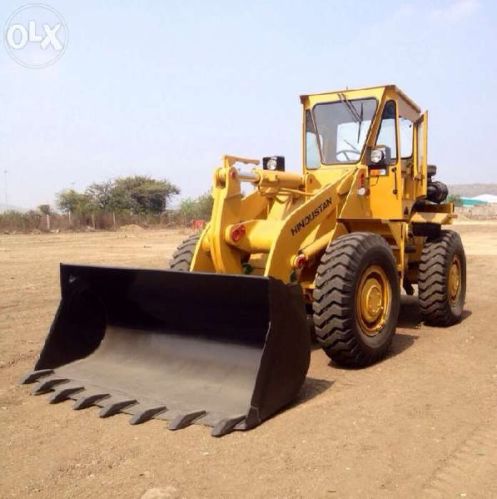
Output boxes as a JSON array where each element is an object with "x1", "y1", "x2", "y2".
[{"x1": 22, "y1": 85, "x2": 466, "y2": 436}]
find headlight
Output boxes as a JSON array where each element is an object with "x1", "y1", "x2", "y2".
[
  {"x1": 266, "y1": 158, "x2": 278, "y2": 171},
  {"x1": 263, "y1": 156, "x2": 285, "y2": 171},
  {"x1": 370, "y1": 148, "x2": 384, "y2": 164}
]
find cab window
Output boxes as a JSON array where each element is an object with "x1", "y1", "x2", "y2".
[
  {"x1": 376, "y1": 100, "x2": 398, "y2": 162},
  {"x1": 399, "y1": 116, "x2": 413, "y2": 158},
  {"x1": 311, "y1": 98, "x2": 377, "y2": 164},
  {"x1": 305, "y1": 110, "x2": 321, "y2": 169}
]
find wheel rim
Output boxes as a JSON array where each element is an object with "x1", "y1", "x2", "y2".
[
  {"x1": 356, "y1": 265, "x2": 391, "y2": 336},
  {"x1": 448, "y1": 254, "x2": 462, "y2": 305}
]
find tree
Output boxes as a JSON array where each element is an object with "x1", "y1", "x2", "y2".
[
  {"x1": 38, "y1": 204, "x2": 51, "y2": 215},
  {"x1": 56, "y1": 175, "x2": 180, "y2": 229},
  {"x1": 56, "y1": 189, "x2": 92, "y2": 214},
  {"x1": 178, "y1": 199, "x2": 197, "y2": 223},
  {"x1": 38, "y1": 204, "x2": 52, "y2": 230},
  {"x1": 85, "y1": 181, "x2": 115, "y2": 211},
  {"x1": 178, "y1": 191, "x2": 214, "y2": 223},
  {"x1": 112, "y1": 176, "x2": 180, "y2": 214}
]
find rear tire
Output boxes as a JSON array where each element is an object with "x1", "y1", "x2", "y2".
[
  {"x1": 418, "y1": 230, "x2": 466, "y2": 326},
  {"x1": 313, "y1": 233, "x2": 400, "y2": 368},
  {"x1": 169, "y1": 234, "x2": 200, "y2": 271}
]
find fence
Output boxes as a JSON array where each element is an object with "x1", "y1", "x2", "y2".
[
  {"x1": 0, "y1": 210, "x2": 193, "y2": 233},
  {"x1": 455, "y1": 205, "x2": 497, "y2": 220}
]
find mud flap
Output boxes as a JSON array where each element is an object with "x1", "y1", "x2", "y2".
[{"x1": 21, "y1": 264, "x2": 310, "y2": 436}]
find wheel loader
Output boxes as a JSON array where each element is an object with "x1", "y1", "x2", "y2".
[{"x1": 22, "y1": 84, "x2": 466, "y2": 436}]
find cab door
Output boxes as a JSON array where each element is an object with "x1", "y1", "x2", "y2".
[{"x1": 367, "y1": 99, "x2": 403, "y2": 219}]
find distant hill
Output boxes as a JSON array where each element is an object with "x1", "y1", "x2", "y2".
[
  {"x1": 0, "y1": 203, "x2": 27, "y2": 213},
  {"x1": 448, "y1": 184, "x2": 497, "y2": 197}
]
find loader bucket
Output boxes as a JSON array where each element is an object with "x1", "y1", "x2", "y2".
[{"x1": 21, "y1": 264, "x2": 310, "y2": 436}]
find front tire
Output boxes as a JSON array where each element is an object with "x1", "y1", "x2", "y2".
[
  {"x1": 418, "y1": 230, "x2": 466, "y2": 326},
  {"x1": 313, "y1": 233, "x2": 400, "y2": 368},
  {"x1": 169, "y1": 234, "x2": 200, "y2": 271}
]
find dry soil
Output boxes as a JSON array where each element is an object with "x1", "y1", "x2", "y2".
[{"x1": 1, "y1": 224, "x2": 497, "y2": 498}]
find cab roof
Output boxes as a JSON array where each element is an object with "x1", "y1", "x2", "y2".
[{"x1": 300, "y1": 84, "x2": 421, "y2": 113}]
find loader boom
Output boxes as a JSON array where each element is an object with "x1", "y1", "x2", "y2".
[{"x1": 192, "y1": 155, "x2": 356, "y2": 284}]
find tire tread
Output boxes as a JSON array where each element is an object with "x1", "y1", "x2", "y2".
[
  {"x1": 418, "y1": 230, "x2": 466, "y2": 326},
  {"x1": 312, "y1": 232, "x2": 399, "y2": 367},
  {"x1": 169, "y1": 234, "x2": 200, "y2": 271}
]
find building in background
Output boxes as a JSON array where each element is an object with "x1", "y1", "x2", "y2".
[{"x1": 461, "y1": 194, "x2": 497, "y2": 207}]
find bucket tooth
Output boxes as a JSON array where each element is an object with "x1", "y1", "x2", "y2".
[
  {"x1": 19, "y1": 369, "x2": 54, "y2": 385},
  {"x1": 49, "y1": 386, "x2": 84, "y2": 404},
  {"x1": 32, "y1": 378, "x2": 69, "y2": 395},
  {"x1": 99, "y1": 399, "x2": 137, "y2": 418},
  {"x1": 168, "y1": 410, "x2": 207, "y2": 431},
  {"x1": 129, "y1": 406, "x2": 167, "y2": 425},
  {"x1": 73, "y1": 393, "x2": 110, "y2": 410},
  {"x1": 211, "y1": 416, "x2": 246, "y2": 437}
]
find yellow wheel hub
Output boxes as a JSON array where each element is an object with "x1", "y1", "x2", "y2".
[
  {"x1": 356, "y1": 265, "x2": 391, "y2": 336},
  {"x1": 448, "y1": 255, "x2": 461, "y2": 304}
]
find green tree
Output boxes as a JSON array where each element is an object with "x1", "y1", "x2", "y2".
[
  {"x1": 57, "y1": 175, "x2": 180, "y2": 229},
  {"x1": 56, "y1": 189, "x2": 92, "y2": 214},
  {"x1": 179, "y1": 191, "x2": 213, "y2": 223},
  {"x1": 112, "y1": 176, "x2": 180, "y2": 214},
  {"x1": 85, "y1": 181, "x2": 115, "y2": 211},
  {"x1": 178, "y1": 198, "x2": 197, "y2": 223}
]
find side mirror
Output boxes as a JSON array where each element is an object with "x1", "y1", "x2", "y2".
[
  {"x1": 263, "y1": 156, "x2": 285, "y2": 172},
  {"x1": 367, "y1": 146, "x2": 391, "y2": 167}
]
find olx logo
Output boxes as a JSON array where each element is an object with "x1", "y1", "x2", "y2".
[
  {"x1": 6, "y1": 20, "x2": 63, "y2": 50},
  {"x1": 3, "y1": 4, "x2": 68, "y2": 69}
]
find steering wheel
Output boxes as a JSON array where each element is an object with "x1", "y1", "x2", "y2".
[{"x1": 336, "y1": 149, "x2": 359, "y2": 161}]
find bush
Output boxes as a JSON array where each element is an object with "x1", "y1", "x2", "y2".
[
  {"x1": 0, "y1": 210, "x2": 42, "y2": 232},
  {"x1": 178, "y1": 192, "x2": 213, "y2": 224}
]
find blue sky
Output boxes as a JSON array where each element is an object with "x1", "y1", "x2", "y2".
[{"x1": 1, "y1": 0, "x2": 496, "y2": 209}]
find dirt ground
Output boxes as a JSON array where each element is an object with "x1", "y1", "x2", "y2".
[{"x1": 1, "y1": 224, "x2": 497, "y2": 498}]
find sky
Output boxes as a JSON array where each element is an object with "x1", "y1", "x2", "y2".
[{"x1": 1, "y1": 0, "x2": 496, "y2": 209}]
